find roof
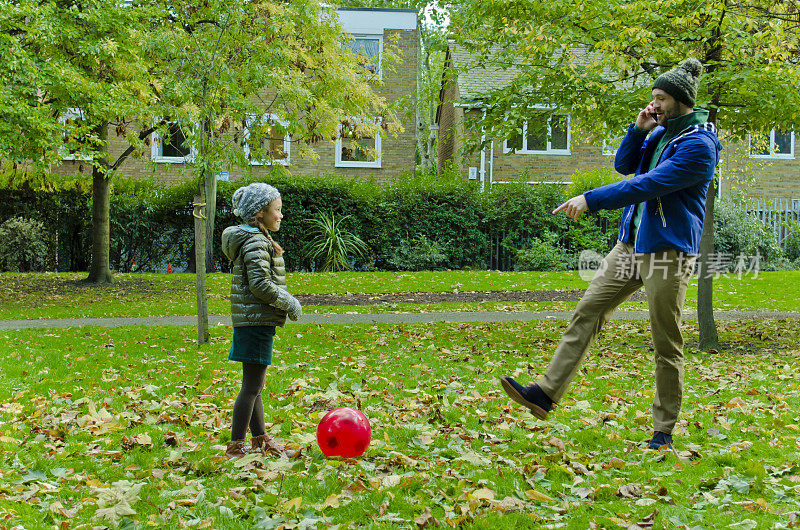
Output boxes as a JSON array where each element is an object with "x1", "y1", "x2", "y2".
[
  {"x1": 448, "y1": 42, "x2": 600, "y2": 103},
  {"x1": 449, "y1": 43, "x2": 521, "y2": 102}
]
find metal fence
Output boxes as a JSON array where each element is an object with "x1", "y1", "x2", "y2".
[
  {"x1": 751, "y1": 198, "x2": 800, "y2": 248},
  {"x1": 485, "y1": 216, "x2": 615, "y2": 271},
  {"x1": 486, "y1": 231, "x2": 524, "y2": 271}
]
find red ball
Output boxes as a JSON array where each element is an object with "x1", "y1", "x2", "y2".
[{"x1": 316, "y1": 407, "x2": 372, "y2": 458}]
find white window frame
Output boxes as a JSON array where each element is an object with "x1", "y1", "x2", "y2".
[
  {"x1": 335, "y1": 118, "x2": 382, "y2": 169},
  {"x1": 59, "y1": 108, "x2": 93, "y2": 161},
  {"x1": 243, "y1": 113, "x2": 291, "y2": 166},
  {"x1": 749, "y1": 129, "x2": 795, "y2": 159},
  {"x1": 151, "y1": 120, "x2": 196, "y2": 163},
  {"x1": 502, "y1": 111, "x2": 571, "y2": 155},
  {"x1": 350, "y1": 34, "x2": 383, "y2": 80}
]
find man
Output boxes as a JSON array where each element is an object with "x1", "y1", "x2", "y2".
[{"x1": 500, "y1": 58, "x2": 722, "y2": 450}]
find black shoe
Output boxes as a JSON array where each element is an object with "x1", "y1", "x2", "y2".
[
  {"x1": 649, "y1": 431, "x2": 673, "y2": 450},
  {"x1": 500, "y1": 376, "x2": 554, "y2": 419}
]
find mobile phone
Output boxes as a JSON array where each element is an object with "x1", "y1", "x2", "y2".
[{"x1": 650, "y1": 112, "x2": 658, "y2": 121}]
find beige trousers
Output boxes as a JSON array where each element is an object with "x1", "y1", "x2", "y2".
[{"x1": 538, "y1": 241, "x2": 695, "y2": 434}]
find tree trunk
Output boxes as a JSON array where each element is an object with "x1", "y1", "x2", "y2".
[
  {"x1": 697, "y1": 27, "x2": 724, "y2": 351},
  {"x1": 194, "y1": 191, "x2": 210, "y2": 344},
  {"x1": 697, "y1": 178, "x2": 719, "y2": 350},
  {"x1": 204, "y1": 173, "x2": 217, "y2": 272},
  {"x1": 87, "y1": 122, "x2": 113, "y2": 284}
]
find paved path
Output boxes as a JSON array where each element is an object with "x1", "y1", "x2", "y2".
[{"x1": 1, "y1": 310, "x2": 798, "y2": 329}]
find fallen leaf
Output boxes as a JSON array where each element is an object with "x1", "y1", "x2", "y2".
[
  {"x1": 414, "y1": 507, "x2": 437, "y2": 528},
  {"x1": 617, "y1": 484, "x2": 642, "y2": 498},
  {"x1": 321, "y1": 493, "x2": 341, "y2": 509},
  {"x1": 525, "y1": 489, "x2": 555, "y2": 502},
  {"x1": 607, "y1": 457, "x2": 625, "y2": 469},
  {"x1": 283, "y1": 496, "x2": 302, "y2": 513}
]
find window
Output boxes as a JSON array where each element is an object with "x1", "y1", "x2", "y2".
[
  {"x1": 151, "y1": 121, "x2": 195, "y2": 163},
  {"x1": 335, "y1": 118, "x2": 382, "y2": 168},
  {"x1": 749, "y1": 129, "x2": 794, "y2": 159},
  {"x1": 244, "y1": 114, "x2": 290, "y2": 166},
  {"x1": 503, "y1": 113, "x2": 571, "y2": 155},
  {"x1": 349, "y1": 35, "x2": 382, "y2": 79},
  {"x1": 59, "y1": 108, "x2": 93, "y2": 161}
]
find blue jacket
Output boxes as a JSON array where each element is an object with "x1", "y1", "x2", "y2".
[{"x1": 584, "y1": 118, "x2": 721, "y2": 255}]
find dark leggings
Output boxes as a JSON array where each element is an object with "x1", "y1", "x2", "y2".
[{"x1": 231, "y1": 363, "x2": 268, "y2": 441}]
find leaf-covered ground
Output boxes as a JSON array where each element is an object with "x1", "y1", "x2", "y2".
[{"x1": 1, "y1": 318, "x2": 799, "y2": 528}]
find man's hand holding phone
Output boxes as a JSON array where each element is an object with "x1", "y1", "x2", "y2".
[{"x1": 636, "y1": 104, "x2": 658, "y2": 132}]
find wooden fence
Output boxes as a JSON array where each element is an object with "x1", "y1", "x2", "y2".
[{"x1": 751, "y1": 198, "x2": 800, "y2": 248}]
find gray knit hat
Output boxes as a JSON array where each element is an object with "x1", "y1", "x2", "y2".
[
  {"x1": 232, "y1": 182, "x2": 280, "y2": 220},
  {"x1": 653, "y1": 58, "x2": 703, "y2": 108}
]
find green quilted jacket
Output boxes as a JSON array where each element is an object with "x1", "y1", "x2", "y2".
[{"x1": 221, "y1": 224, "x2": 288, "y2": 327}]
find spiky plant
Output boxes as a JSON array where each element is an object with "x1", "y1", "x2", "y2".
[{"x1": 304, "y1": 212, "x2": 368, "y2": 271}]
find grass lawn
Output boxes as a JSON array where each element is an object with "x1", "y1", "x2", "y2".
[
  {"x1": 1, "y1": 318, "x2": 799, "y2": 528},
  {"x1": 1, "y1": 270, "x2": 799, "y2": 320}
]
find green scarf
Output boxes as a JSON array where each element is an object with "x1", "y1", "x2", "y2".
[{"x1": 632, "y1": 109, "x2": 710, "y2": 237}]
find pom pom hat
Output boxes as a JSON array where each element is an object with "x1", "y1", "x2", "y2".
[
  {"x1": 232, "y1": 183, "x2": 280, "y2": 220},
  {"x1": 652, "y1": 58, "x2": 703, "y2": 108}
]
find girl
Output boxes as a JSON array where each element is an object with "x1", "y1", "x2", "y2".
[{"x1": 221, "y1": 182, "x2": 302, "y2": 458}]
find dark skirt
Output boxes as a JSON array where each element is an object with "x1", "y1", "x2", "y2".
[{"x1": 228, "y1": 326, "x2": 275, "y2": 365}]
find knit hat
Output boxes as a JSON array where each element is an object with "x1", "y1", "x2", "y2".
[
  {"x1": 652, "y1": 58, "x2": 703, "y2": 108},
  {"x1": 232, "y1": 183, "x2": 280, "y2": 220}
]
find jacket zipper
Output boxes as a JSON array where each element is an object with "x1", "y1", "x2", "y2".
[
  {"x1": 623, "y1": 206, "x2": 634, "y2": 245},
  {"x1": 630, "y1": 124, "x2": 703, "y2": 252},
  {"x1": 646, "y1": 128, "x2": 695, "y2": 237}
]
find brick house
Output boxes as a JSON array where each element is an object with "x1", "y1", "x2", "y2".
[
  {"x1": 437, "y1": 43, "x2": 799, "y2": 200},
  {"x1": 55, "y1": 8, "x2": 418, "y2": 186}
]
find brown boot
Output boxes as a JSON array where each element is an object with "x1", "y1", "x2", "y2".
[
  {"x1": 251, "y1": 434, "x2": 287, "y2": 457},
  {"x1": 225, "y1": 439, "x2": 247, "y2": 458}
]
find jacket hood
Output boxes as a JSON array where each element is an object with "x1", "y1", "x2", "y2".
[
  {"x1": 221, "y1": 225, "x2": 261, "y2": 261},
  {"x1": 679, "y1": 121, "x2": 722, "y2": 153}
]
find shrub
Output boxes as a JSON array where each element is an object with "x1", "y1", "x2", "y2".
[
  {"x1": 2, "y1": 166, "x2": 630, "y2": 273},
  {"x1": 0, "y1": 186, "x2": 91, "y2": 272},
  {"x1": 216, "y1": 171, "x2": 379, "y2": 272},
  {"x1": 109, "y1": 179, "x2": 193, "y2": 272},
  {"x1": 481, "y1": 180, "x2": 568, "y2": 268},
  {"x1": 514, "y1": 232, "x2": 569, "y2": 271},
  {"x1": 785, "y1": 220, "x2": 800, "y2": 263},
  {"x1": 371, "y1": 169, "x2": 486, "y2": 270},
  {"x1": 386, "y1": 234, "x2": 449, "y2": 271},
  {"x1": 0, "y1": 217, "x2": 52, "y2": 272},
  {"x1": 566, "y1": 166, "x2": 620, "y2": 197},
  {"x1": 564, "y1": 210, "x2": 621, "y2": 255},
  {"x1": 303, "y1": 212, "x2": 368, "y2": 271},
  {"x1": 714, "y1": 193, "x2": 784, "y2": 270}
]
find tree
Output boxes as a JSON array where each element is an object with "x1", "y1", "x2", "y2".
[
  {"x1": 152, "y1": 0, "x2": 397, "y2": 342},
  {"x1": 1, "y1": 0, "x2": 160, "y2": 285},
  {"x1": 450, "y1": 0, "x2": 800, "y2": 349}
]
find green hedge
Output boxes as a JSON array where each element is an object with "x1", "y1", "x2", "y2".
[
  {"x1": 1, "y1": 169, "x2": 631, "y2": 273},
  {"x1": 713, "y1": 193, "x2": 792, "y2": 271},
  {"x1": 0, "y1": 186, "x2": 92, "y2": 271}
]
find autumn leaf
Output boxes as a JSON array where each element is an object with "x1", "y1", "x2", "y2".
[
  {"x1": 414, "y1": 507, "x2": 437, "y2": 528},
  {"x1": 525, "y1": 489, "x2": 555, "y2": 502}
]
